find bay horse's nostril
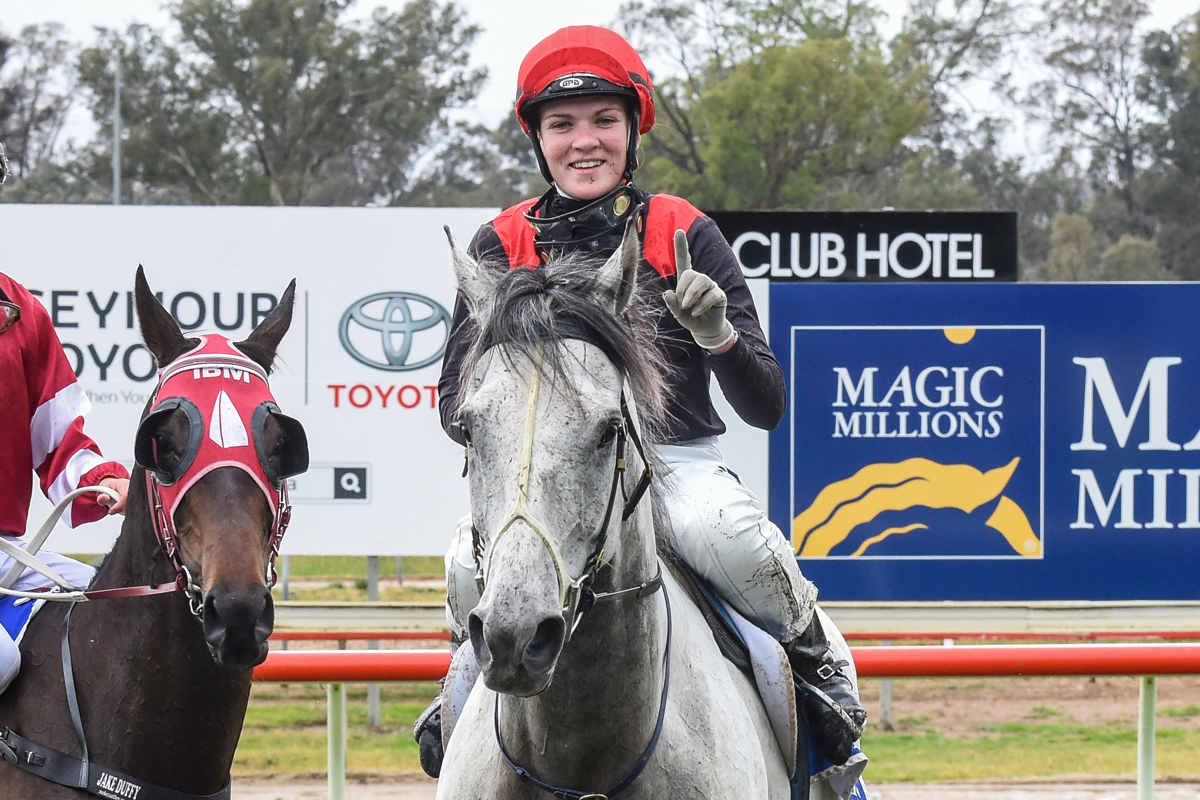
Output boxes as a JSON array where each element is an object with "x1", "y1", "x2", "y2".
[
  {"x1": 203, "y1": 584, "x2": 274, "y2": 667},
  {"x1": 523, "y1": 617, "x2": 565, "y2": 674}
]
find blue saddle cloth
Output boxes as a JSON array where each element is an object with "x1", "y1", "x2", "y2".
[{"x1": 0, "y1": 595, "x2": 42, "y2": 644}]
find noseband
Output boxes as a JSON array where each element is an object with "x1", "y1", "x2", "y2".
[{"x1": 471, "y1": 346, "x2": 657, "y2": 640}]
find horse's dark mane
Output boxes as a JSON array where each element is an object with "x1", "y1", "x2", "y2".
[{"x1": 460, "y1": 252, "x2": 671, "y2": 440}]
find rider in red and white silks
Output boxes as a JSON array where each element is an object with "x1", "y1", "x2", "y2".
[
  {"x1": 419, "y1": 25, "x2": 866, "y2": 776},
  {"x1": 0, "y1": 272, "x2": 130, "y2": 694}
]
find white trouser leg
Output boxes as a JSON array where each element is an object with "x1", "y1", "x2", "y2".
[
  {"x1": 657, "y1": 438, "x2": 817, "y2": 641},
  {"x1": 444, "y1": 515, "x2": 480, "y2": 643},
  {"x1": 0, "y1": 628, "x2": 17, "y2": 693},
  {"x1": 0, "y1": 536, "x2": 96, "y2": 694},
  {"x1": 0, "y1": 536, "x2": 97, "y2": 592}
]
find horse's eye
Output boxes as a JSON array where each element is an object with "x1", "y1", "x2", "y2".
[
  {"x1": 598, "y1": 422, "x2": 620, "y2": 448},
  {"x1": 459, "y1": 423, "x2": 473, "y2": 445},
  {"x1": 153, "y1": 431, "x2": 181, "y2": 469}
]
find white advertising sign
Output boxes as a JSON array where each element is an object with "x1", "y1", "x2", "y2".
[
  {"x1": 3, "y1": 205, "x2": 495, "y2": 555},
  {"x1": 2, "y1": 205, "x2": 770, "y2": 557}
]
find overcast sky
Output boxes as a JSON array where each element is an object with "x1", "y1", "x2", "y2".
[{"x1": 1, "y1": 0, "x2": 1197, "y2": 140}]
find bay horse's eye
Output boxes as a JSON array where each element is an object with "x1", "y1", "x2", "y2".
[{"x1": 153, "y1": 431, "x2": 182, "y2": 471}]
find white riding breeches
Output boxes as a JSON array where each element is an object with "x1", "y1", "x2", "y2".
[
  {"x1": 443, "y1": 437, "x2": 817, "y2": 643},
  {"x1": 0, "y1": 535, "x2": 95, "y2": 693}
]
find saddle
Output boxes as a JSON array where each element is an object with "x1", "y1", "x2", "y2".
[
  {"x1": 671, "y1": 563, "x2": 869, "y2": 800},
  {"x1": 0, "y1": 595, "x2": 43, "y2": 647}
]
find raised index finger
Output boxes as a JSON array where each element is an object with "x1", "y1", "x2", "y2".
[{"x1": 673, "y1": 229, "x2": 693, "y2": 274}]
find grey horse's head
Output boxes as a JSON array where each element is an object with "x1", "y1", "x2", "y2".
[{"x1": 447, "y1": 222, "x2": 668, "y2": 695}]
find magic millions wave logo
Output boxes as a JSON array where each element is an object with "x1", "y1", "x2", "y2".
[{"x1": 788, "y1": 326, "x2": 1044, "y2": 559}]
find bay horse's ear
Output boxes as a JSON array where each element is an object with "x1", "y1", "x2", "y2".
[
  {"x1": 135, "y1": 265, "x2": 193, "y2": 367},
  {"x1": 445, "y1": 225, "x2": 496, "y2": 328},
  {"x1": 236, "y1": 280, "x2": 296, "y2": 374},
  {"x1": 597, "y1": 217, "x2": 639, "y2": 314}
]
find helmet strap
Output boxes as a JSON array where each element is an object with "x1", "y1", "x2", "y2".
[{"x1": 623, "y1": 110, "x2": 641, "y2": 182}]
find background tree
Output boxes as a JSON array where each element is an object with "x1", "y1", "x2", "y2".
[
  {"x1": 1140, "y1": 13, "x2": 1200, "y2": 278},
  {"x1": 0, "y1": 24, "x2": 77, "y2": 184},
  {"x1": 1028, "y1": 0, "x2": 1154, "y2": 241},
  {"x1": 73, "y1": 0, "x2": 485, "y2": 206},
  {"x1": 1098, "y1": 234, "x2": 1173, "y2": 279}
]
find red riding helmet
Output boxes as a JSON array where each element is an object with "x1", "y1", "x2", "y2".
[{"x1": 515, "y1": 26, "x2": 656, "y2": 183}]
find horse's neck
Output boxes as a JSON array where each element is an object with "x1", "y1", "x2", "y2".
[
  {"x1": 70, "y1": 473, "x2": 251, "y2": 790},
  {"x1": 504, "y1": 498, "x2": 666, "y2": 786}
]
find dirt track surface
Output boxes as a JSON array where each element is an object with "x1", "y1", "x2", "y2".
[{"x1": 231, "y1": 779, "x2": 1200, "y2": 799}]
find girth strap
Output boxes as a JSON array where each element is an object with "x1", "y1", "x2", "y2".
[{"x1": 0, "y1": 731, "x2": 232, "y2": 800}]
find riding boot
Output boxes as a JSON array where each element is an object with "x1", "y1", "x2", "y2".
[
  {"x1": 413, "y1": 632, "x2": 466, "y2": 778},
  {"x1": 784, "y1": 614, "x2": 867, "y2": 766},
  {"x1": 414, "y1": 690, "x2": 444, "y2": 778}
]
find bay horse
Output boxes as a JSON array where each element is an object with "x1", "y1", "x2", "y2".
[
  {"x1": 0, "y1": 267, "x2": 306, "y2": 799},
  {"x1": 436, "y1": 223, "x2": 851, "y2": 799}
]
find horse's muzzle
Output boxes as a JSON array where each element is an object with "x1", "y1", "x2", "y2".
[
  {"x1": 203, "y1": 585, "x2": 274, "y2": 667},
  {"x1": 469, "y1": 605, "x2": 566, "y2": 696}
]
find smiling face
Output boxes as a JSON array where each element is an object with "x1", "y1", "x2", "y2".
[{"x1": 536, "y1": 96, "x2": 631, "y2": 200}]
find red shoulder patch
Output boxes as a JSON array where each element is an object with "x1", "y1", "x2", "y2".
[
  {"x1": 492, "y1": 198, "x2": 540, "y2": 269},
  {"x1": 643, "y1": 195, "x2": 705, "y2": 279}
]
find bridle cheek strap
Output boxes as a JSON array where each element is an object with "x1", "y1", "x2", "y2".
[{"x1": 476, "y1": 352, "x2": 654, "y2": 640}]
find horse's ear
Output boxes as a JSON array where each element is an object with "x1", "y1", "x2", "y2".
[
  {"x1": 135, "y1": 265, "x2": 191, "y2": 366},
  {"x1": 446, "y1": 226, "x2": 495, "y2": 328},
  {"x1": 597, "y1": 217, "x2": 639, "y2": 314},
  {"x1": 236, "y1": 280, "x2": 295, "y2": 374}
]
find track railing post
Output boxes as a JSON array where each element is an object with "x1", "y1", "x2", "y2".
[
  {"x1": 1138, "y1": 675, "x2": 1156, "y2": 800},
  {"x1": 328, "y1": 682, "x2": 347, "y2": 800}
]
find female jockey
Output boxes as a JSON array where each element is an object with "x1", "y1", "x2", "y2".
[
  {"x1": 0, "y1": 146, "x2": 131, "y2": 694},
  {"x1": 417, "y1": 25, "x2": 865, "y2": 775}
]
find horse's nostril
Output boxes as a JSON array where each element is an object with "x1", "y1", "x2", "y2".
[
  {"x1": 468, "y1": 612, "x2": 491, "y2": 670},
  {"x1": 523, "y1": 617, "x2": 565, "y2": 673},
  {"x1": 203, "y1": 593, "x2": 224, "y2": 630}
]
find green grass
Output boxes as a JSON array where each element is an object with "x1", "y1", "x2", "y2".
[
  {"x1": 272, "y1": 583, "x2": 446, "y2": 603},
  {"x1": 235, "y1": 685, "x2": 439, "y2": 774},
  {"x1": 279, "y1": 556, "x2": 442, "y2": 580},
  {"x1": 1163, "y1": 704, "x2": 1200, "y2": 719},
  {"x1": 1026, "y1": 704, "x2": 1063, "y2": 719},
  {"x1": 861, "y1": 723, "x2": 1200, "y2": 782}
]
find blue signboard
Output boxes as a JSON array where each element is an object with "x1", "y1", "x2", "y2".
[{"x1": 770, "y1": 283, "x2": 1200, "y2": 601}]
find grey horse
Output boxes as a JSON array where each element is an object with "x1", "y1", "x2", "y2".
[{"x1": 435, "y1": 222, "x2": 853, "y2": 800}]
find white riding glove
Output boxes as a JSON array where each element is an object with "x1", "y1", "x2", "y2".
[{"x1": 663, "y1": 229, "x2": 736, "y2": 351}]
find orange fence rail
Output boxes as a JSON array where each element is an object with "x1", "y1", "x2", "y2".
[
  {"x1": 253, "y1": 642, "x2": 1200, "y2": 682},
  {"x1": 268, "y1": 629, "x2": 1200, "y2": 644}
]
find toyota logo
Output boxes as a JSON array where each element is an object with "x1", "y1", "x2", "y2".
[{"x1": 339, "y1": 292, "x2": 452, "y2": 372}]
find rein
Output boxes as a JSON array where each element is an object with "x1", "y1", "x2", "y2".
[
  {"x1": 472, "y1": 348, "x2": 656, "y2": 640},
  {"x1": 0, "y1": 487, "x2": 183, "y2": 604}
]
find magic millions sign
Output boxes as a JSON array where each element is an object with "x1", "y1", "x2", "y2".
[{"x1": 770, "y1": 283, "x2": 1200, "y2": 601}]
